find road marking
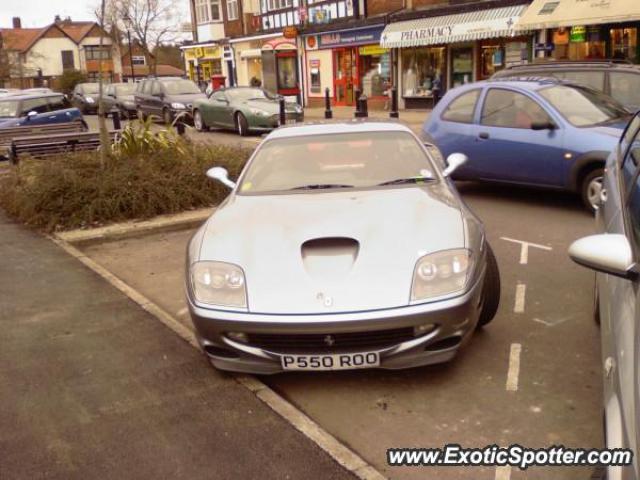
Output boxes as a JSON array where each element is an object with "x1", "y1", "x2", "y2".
[
  {"x1": 506, "y1": 343, "x2": 522, "y2": 392},
  {"x1": 50, "y1": 234, "x2": 386, "y2": 480},
  {"x1": 495, "y1": 466, "x2": 511, "y2": 480},
  {"x1": 500, "y1": 237, "x2": 552, "y2": 264},
  {"x1": 514, "y1": 283, "x2": 526, "y2": 313}
]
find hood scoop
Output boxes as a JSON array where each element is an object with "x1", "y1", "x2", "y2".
[{"x1": 301, "y1": 237, "x2": 359, "y2": 281}]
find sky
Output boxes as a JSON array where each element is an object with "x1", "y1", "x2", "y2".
[{"x1": 0, "y1": 0, "x2": 189, "y2": 29}]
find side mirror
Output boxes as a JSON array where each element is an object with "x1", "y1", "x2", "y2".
[
  {"x1": 443, "y1": 153, "x2": 468, "y2": 178},
  {"x1": 569, "y1": 234, "x2": 637, "y2": 279},
  {"x1": 531, "y1": 120, "x2": 557, "y2": 131},
  {"x1": 206, "y1": 166, "x2": 236, "y2": 189},
  {"x1": 26, "y1": 111, "x2": 38, "y2": 120}
]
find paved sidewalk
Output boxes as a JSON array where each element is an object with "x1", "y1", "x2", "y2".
[{"x1": 0, "y1": 212, "x2": 354, "y2": 480}]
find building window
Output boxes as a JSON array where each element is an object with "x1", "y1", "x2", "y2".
[
  {"x1": 61, "y1": 50, "x2": 74, "y2": 70},
  {"x1": 267, "y1": 0, "x2": 292, "y2": 11},
  {"x1": 227, "y1": 0, "x2": 239, "y2": 20},
  {"x1": 196, "y1": 0, "x2": 210, "y2": 23},
  {"x1": 132, "y1": 55, "x2": 146, "y2": 65},
  {"x1": 211, "y1": 0, "x2": 221, "y2": 20},
  {"x1": 85, "y1": 45, "x2": 111, "y2": 60},
  {"x1": 611, "y1": 28, "x2": 637, "y2": 62},
  {"x1": 358, "y1": 46, "x2": 391, "y2": 97},
  {"x1": 401, "y1": 47, "x2": 445, "y2": 98}
]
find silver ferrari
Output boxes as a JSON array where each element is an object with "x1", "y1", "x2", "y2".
[{"x1": 186, "y1": 120, "x2": 500, "y2": 374}]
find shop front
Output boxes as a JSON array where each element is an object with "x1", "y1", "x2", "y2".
[
  {"x1": 261, "y1": 38, "x2": 300, "y2": 102},
  {"x1": 517, "y1": 0, "x2": 640, "y2": 63},
  {"x1": 381, "y1": 4, "x2": 531, "y2": 109},
  {"x1": 302, "y1": 25, "x2": 389, "y2": 108},
  {"x1": 230, "y1": 33, "x2": 283, "y2": 88},
  {"x1": 182, "y1": 44, "x2": 223, "y2": 89}
]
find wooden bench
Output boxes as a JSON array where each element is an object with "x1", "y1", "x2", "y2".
[
  {"x1": 0, "y1": 121, "x2": 87, "y2": 161},
  {"x1": 10, "y1": 130, "x2": 121, "y2": 164}
]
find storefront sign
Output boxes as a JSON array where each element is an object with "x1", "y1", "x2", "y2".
[
  {"x1": 570, "y1": 26, "x2": 586, "y2": 42},
  {"x1": 358, "y1": 45, "x2": 389, "y2": 56},
  {"x1": 184, "y1": 46, "x2": 221, "y2": 60},
  {"x1": 534, "y1": 42, "x2": 555, "y2": 52},
  {"x1": 316, "y1": 26, "x2": 384, "y2": 49}
]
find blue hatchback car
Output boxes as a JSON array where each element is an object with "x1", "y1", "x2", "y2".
[
  {"x1": 0, "y1": 92, "x2": 85, "y2": 129},
  {"x1": 422, "y1": 78, "x2": 631, "y2": 210}
]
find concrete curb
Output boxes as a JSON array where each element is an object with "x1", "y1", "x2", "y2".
[
  {"x1": 56, "y1": 208, "x2": 213, "y2": 245},
  {"x1": 51, "y1": 232, "x2": 387, "y2": 480}
]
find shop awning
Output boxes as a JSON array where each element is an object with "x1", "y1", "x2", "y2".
[
  {"x1": 380, "y1": 5, "x2": 528, "y2": 48},
  {"x1": 515, "y1": 0, "x2": 640, "y2": 30}
]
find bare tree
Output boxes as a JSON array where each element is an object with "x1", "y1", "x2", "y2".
[
  {"x1": 96, "y1": 0, "x2": 110, "y2": 168},
  {"x1": 105, "y1": 0, "x2": 183, "y2": 76}
]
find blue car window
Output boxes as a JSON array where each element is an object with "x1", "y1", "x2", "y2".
[
  {"x1": 441, "y1": 89, "x2": 480, "y2": 124},
  {"x1": 481, "y1": 89, "x2": 550, "y2": 129},
  {"x1": 47, "y1": 95, "x2": 72, "y2": 111},
  {"x1": 21, "y1": 97, "x2": 50, "y2": 115}
]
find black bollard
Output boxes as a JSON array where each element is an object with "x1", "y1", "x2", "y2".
[
  {"x1": 111, "y1": 110, "x2": 121, "y2": 130},
  {"x1": 355, "y1": 95, "x2": 368, "y2": 118},
  {"x1": 353, "y1": 88, "x2": 362, "y2": 118},
  {"x1": 390, "y1": 87, "x2": 399, "y2": 119},
  {"x1": 324, "y1": 87, "x2": 332, "y2": 119},
  {"x1": 176, "y1": 121, "x2": 185, "y2": 136},
  {"x1": 279, "y1": 97, "x2": 286, "y2": 126}
]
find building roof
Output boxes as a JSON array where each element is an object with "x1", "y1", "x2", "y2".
[
  {"x1": 0, "y1": 27, "x2": 47, "y2": 52},
  {"x1": 58, "y1": 22, "x2": 97, "y2": 43}
]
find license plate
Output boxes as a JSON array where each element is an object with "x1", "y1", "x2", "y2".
[{"x1": 281, "y1": 352, "x2": 380, "y2": 371}]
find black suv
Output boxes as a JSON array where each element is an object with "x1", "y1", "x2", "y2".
[
  {"x1": 492, "y1": 61, "x2": 640, "y2": 112},
  {"x1": 134, "y1": 77, "x2": 206, "y2": 124}
]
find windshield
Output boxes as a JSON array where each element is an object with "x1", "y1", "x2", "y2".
[
  {"x1": 115, "y1": 84, "x2": 136, "y2": 95},
  {"x1": 227, "y1": 88, "x2": 274, "y2": 102},
  {"x1": 82, "y1": 83, "x2": 100, "y2": 94},
  {"x1": 539, "y1": 85, "x2": 629, "y2": 127},
  {"x1": 0, "y1": 100, "x2": 19, "y2": 118},
  {"x1": 162, "y1": 79, "x2": 201, "y2": 95},
  {"x1": 239, "y1": 131, "x2": 436, "y2": 194}
]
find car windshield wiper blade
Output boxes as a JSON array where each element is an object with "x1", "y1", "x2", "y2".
[
  {"x1": 290, "y1": 183, "x2": 354, "y2": 190},
  {"x1": 377, "y1": 176, "x2": 436, "y2": 186}
]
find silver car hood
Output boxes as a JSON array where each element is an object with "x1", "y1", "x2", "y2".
[{"x1": 199, "y1": 187, "x2": 464, "y2": 314}]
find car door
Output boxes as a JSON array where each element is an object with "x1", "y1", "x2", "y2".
[
  {"x1": 208, "y1": 91, "x2": 232, "y2": 127},
  {"x1": 423, "y1": 88, "x2": 481, "y2": 178},
  {"x1": 468, "y1": 87, "x2": 566, "y2": 186},
  {"x1": 19, "y1": 96, "x2": 52, "y2": 125},
  {"x1": 150, "y1": 81, "x2": 164, "y2": 118},
  {"x1": 599, "y1": 117, "x2": 640, "y2": 479},
  {"x1": 46, "y1": 95, "x2": 80, "y2": 124}
]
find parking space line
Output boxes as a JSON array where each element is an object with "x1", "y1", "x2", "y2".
[
  {"x1": 500, "y1": 237, "x2": 552, "y2": 265},
  {"x1": 495, "y1": 466, "x2": 511, "y2": 480},
  {"x1": 514, "y1": 283, "x2": 526, "y2": 313},
  {"x1": 506, "y1": 343, "x2": 522, "y2": 392}
]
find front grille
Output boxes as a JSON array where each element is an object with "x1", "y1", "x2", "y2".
[{"x1": 245, "y1": 327, "x2": 415, "y2": 352}]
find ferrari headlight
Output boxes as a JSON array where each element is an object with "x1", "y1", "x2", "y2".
[
  {"x1": 411, "y1": 249, "x2": 473, "y2": 302},
  {"x1": 190, "y1": 261, "x2": 247, "y2": 308},
  {"x1": 249, "y1": 107, "x2": 269, "y2": 116},
  {"x1": 171, "y1": 102, "x2": 186, "y2": 110}
]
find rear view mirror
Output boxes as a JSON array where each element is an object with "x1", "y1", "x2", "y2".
[
  {"x1": 207, "y1": 166, "x2": 236, "y2": 189},
  {"x1": 569, "y1": 234, "x2": 637, "y2": 279},
  {"x1": 443, "y1": 153, "x2": 468, "y2": 177}
]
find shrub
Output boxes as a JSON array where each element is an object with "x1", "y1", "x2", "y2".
[
  {"x1": 57, "y1": 69, "x2": 87, "y2": 95},
  {"x1": 0, "y1": 134, "x2": 251, "y2": 232}
]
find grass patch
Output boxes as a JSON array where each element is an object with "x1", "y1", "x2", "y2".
[{"x1": 0, "y1": 129, "x2": 251, "y2": 232}]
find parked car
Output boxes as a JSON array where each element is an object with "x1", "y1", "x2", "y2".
[
  {"x1": 70, "y1": 82, "x2": 101, "y2": 114},
  {"x1": 134, "y1": 77, "x2": 205, "y2": 124},
  {"x1": 422, "y1": 78, "x2": 631, "y2": 210},
  {"x1": 185, "y1": 120, "x2": 501, "y2": 374},
  {"x1": 102, "y1": 82, "x2": 137, "y2": 118},
  {"x1": 21, "y1": 87, "x2": 53, "y2": 95},
  {"x1": 492, "y1": 60, "x2": 640, "y2": 113},
  {"x1": 0, "y1": 88, "x2": 21, "y2": 98},
  {"x1": 0, "y1": 92, "x2": 85, "y2": 129},
  {"x1": 569, "y1": 111, "x2": 640, "y2": 480},
  {"x1": 192, "y1": 86, "x2": 304, "y2": 136}
]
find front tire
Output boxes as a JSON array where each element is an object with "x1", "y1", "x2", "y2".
[
  {"x1": 235, "y1": 112, "x2": 249, "y2": 136},
  {"x1": 193, "y1": 109, "x2": 208, "y2": 132},
  {"x1": 477, "y1": 243, "x2": 500, "y2": 328},
  {"x1": 581, "y1": 168, "x2": 604, "y2": 213}
]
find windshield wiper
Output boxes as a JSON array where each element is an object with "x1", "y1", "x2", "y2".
[
  {"x1": 377, "y1": 176, "x2": 436, "y2": 186},
  {"x1": 290, "y1": 184, "x2": 354, "y2": 190}
]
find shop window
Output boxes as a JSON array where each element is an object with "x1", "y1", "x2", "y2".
[
  {"x1": 277, "y1": 56, "x2": 297, "y2": 89},
  {"x1": 441, "y1": 89, "x2": 480, "y2": 124},
  {"x1": 611, "y1": 28, "x2": 637, "y2": 62},
  {"x1": 610, "y1": 72, "x2": 640, "y2": 109},
  {"x1": 480, "y1": 45, "x2": 504, "y2": 79},
  {"x1": 359, "y1": 47, "x2": 390, "y2": 97},
  {"x1": 401, "y1": 47, "x2": 445, "y2": 99},
  {"x1": 481, "y1": 89, "x2": 550, "y2": 129}
]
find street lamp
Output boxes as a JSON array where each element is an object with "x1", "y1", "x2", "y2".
[{"x1": 123, "y1": 13, "x2": 135, "y2": 82}]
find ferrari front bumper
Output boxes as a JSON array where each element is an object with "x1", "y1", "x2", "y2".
[{"x1": 187, "y1": 268, "x2": 486, "y2": 374}]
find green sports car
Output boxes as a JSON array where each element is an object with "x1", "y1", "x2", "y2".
[{"x1": 192, "y1": 87, "x2": 304, "y2": 136}]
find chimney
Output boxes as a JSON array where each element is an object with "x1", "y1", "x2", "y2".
[
  {"x1": 12, "y1": 17, "x2": 21, "y2": 29},
  {"x1": 54, "y1": 15, "x2": 62, "y2": 24}
]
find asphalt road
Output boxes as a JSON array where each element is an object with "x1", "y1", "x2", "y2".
[{"x1": 82, "y1": 181, "x2": 601, "y2": 479}]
